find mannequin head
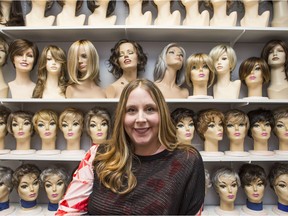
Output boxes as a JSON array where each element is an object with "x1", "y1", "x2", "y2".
[
  {"x1": 40, "y1": 167, "x2": 69, "y2": 204},
  {"x1": 212, "y1": 167, "x2": 240, "y2": 206},
  {"x1": 59, "y1": 107, "x2": 84, "y2": 141},
  {"x1": 108, "y1": 39, "x2": 147, "y2": 79},
  {"x1": 12, "y1": 164, "x2": 41, "y2": 202},
  {"x1": 224, "y1": 109, "x2": 249, "y2": 142},
  {"x1": 154, "y1": 43, "x2": 186, "y2": 86},
  {"x1": 7, "y1": 110, "x2": 34, "y2": 138},
  {"x1": 0, "y1": 166, "x2": 13, "y2": 203},
  {"x1": 209, "y1": 44, "x2": 237, "y2": 75},
  {"x1": 205, "y1": 169, "x2": 212, "y2": 194},
  {"x1": 33, "y1": 45, "x2": 67, "y2": 98},
  {"x1": 57, "y1": 0, "x2": 83, "y2": 12},
  {"x1": 84, "y1": 106, "x2": 112, "y2": 144},
  {"x1": 273, "y1": 107, "x2": 288, "y2": 142},
  {"x1": 204, "y1": 0, "x2": 234, "y2": 10},
  {"x1": 239, "y1": 57, "x2": 270, "y2": 87},
  {"x1": 239, "y1": 163, "x2": 267, "y2": 203},
  {"x1": 185, "y1": 53, "x2": 215, "y2": 88},
  {"x1": 32, "y1": 109, "x2": 58, "y2": 141},
  {"x1": 27, "y1": 0, "x2": 54, "y2": 11},
  {"x1": 0, "y1": 105, "x2": 11, "y2": 140},
  {"x1": 0, "y1": 1, "x2": 24, "y2": 26},
  {"x1": 268, "y1": 162, "x2": 288, "y2": 205},
  {"x1": 67, "y1": 39, "x2": 100, "y2": 85},
  {"x1": 196, "y1": 108, "x2": 224, "y2": 141},
  {"x1": 0, "y1": 37, "x2": 9, "y2": 66},
  {"x1": 261, "y1": 40, "x2": 288, "y2": 81},
  {"x1": 9, "y1": 39, "x2": 39, "y2": 71},
  {"x1": 171, "y1": 107, "x2": 195, "y2": 144},
  {"x1": 247, "y1": 108, "x2": 274, "y2": 139},
  {"x1": 87, "y1": 0, "x2": 116, "y2": 17}
]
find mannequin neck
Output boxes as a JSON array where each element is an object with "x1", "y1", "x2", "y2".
[
  {"x1": 46, "y1": 72, "x2": 60, "y2": 87},
  {"x1": 243, "y1": 1, "x2": 259, "y2": 17},
  {"x1": 66, "y1": 138, "x2": 81, "y2": 150},
  {"x1": 156, "y1": 2, "x2": 171, "y2": 16},
  {"x1": 220, "y1": 200, "x2": 235, "y2": 211},
  {"x1": 128, "y1": 1, "x2": 143, "y2": 16},
  {"x1": 212, "y1": 1, "x2": 227, "y2": 18},
  {"x1": 159, "y1": 68, "x2": 178, "y2": 88},
  {"x1": 278, "y1": 139, "x2": 288, "y2": 151},
  {"x1": 246, "y1": 199, "x2": 263, "y2": 210},
  {"x1": 0, "y1": 1, "x2": 11, "y2": 23},
  {"x1": 216, "y1": 71, "x2": 231, "y2": 86},
  {"x1": 30, "y1": 1, "x2": 46, "y2": 17},
  {"x1": 270, "y1": 67, "x2": 287, "y2": 86},
  {"x1": 93, "y1": 1, "x2": 108, "y2": 16},
  {"x1": 247, "y1": 83, "x2": 263, "y2": 97},
  {"x1": 273, "y1": 1, "x2": 288, "y2": 18},
  {"x1": 253, "y1": 139, "x2": 269, "y2": 151},
  {"x1": 229, "y1": 139, "x2": 245, "y2": 151},
  {"x1": 0, "y1": 200, "x2": 9, "y2": 210},
  {"x1": 204, "y1": 139, "x2": 219, "y2": 152},
  {"x1": 62, "y1": 1, "x2": 77, "y2": 15},
  {"x1": 41, "y1": 138, "x2": 56, "y2": 150},
  {"x1": 0, "y1": 68, "x2": 6, "y2": 84},
  {"x1": 0, "y1": 138, "x2": 4, "y2": 150},
  {"x1": 15, "y1": 69, "x2": 33, "y2": 84},
  {"x1": 184, "y1": 1, "x2": 199, "y2": 17},
  {"x1": 122, "y1": 68, "x2": 138, "y2": 82},
  {"x1": 193, "y1": 82, "x2": 208, "y2": 96},
  {"x1": 16, "y1": 138, "x2": 31, "y2": 150}
]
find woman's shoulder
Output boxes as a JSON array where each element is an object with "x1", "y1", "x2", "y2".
[{"x1": 172, "y1": 147, "x2": 203, "y2": 163}]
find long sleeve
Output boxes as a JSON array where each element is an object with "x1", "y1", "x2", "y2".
[{"x1": 55, "y1": 145, "x2": 98, "y2": 216}]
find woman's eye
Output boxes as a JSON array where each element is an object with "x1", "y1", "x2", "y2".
[
  {"x1": 126, "y1": 107, "x2": 136, "y2": 114},
  {"x1": 146, "y1": 107, "x2": 156, "y2": 113},
  {"x1": 20, "y1": 185, "x2": 28, "y2": 189}
]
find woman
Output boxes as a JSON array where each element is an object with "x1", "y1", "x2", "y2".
[
  {"x1": 40, "y1": 167, "x2": 70, "y2": 212},
  {"x1": 195, "y1": 108, "x2": 224, "y2": 156},
  {"x1": 125, "y1": 0, "x2": 152, "y2": 25},
  {"x1": 32, "y1": 109, "x2": 60, "y2": 155},
  {"x1": 209, "y1": 44, "x2": 240, "y2": 99},
  {"x1": 185, "y1": 53, "x2": 215, "y2": 98},
  {"x1": 8, "y1": 39, "x2": 39, "y2": 99},
  {"x1": 171, "y1": 107, "x2": 195, "y2": 145},
  {"x1": 261, "y1": 40, "x2": 288, "y2": 99},
  {"x1": 66, "y1": 39, "x2": 105, "y2": 98},
  {"x1": 224, "y1": 109, "x2": 250, "y2": 156},
  {"x1": 0, "y1": 166, "x2": 14, "y2": 214},
  {"x1": 239, "y1": 57, "x2": 270, "y2": 98},
  {"x1": 33, "y1": 45, "x2": 67, "y2": 99},
  {"x1": 154, "y1": 43, "x2": 188, "y2": 98},
  {"x1": 12, "y1": 163, "x2": 42, "y2": 215},
  {"x1": 0, "y1": 38, "x2": 9, "y2": 98},
  {"x1": 7, "y1": 110, "x2": 35, "y2": 154},
  {"x1": 84, "y1": 106, "x2": 112, "y2": 145},
  {"x1": 273, "y1": 107, "x2": 288, "y2": 153},
  {"x1": 106, "y1": 39, "x2": 147, "y2": 98},
  {"x1": 0, "y1": 105, "x2": 11, "y2": 154},
  {"x1": 247, "y1": 108, "x2": 274, "y2": 156},
  {"x1": 56, "y1": 78, "x2": 205, "y2": 215},
  {"x1": 239, "y1": 163, "x2": 268, "y2": 215},
  {"x1": 56, "y1": 0, "x2": 85, "y2": 26},
  {"x1": 212, "y1": 167, "x2": 240, "y2": 215},
  {"x1": 268, "y1": 162, "x2": 288, "y2": 214}
]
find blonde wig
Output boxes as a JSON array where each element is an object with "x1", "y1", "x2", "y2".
[
  {"x1": 58, "y1": 107, "x2": 84, "y2": 132},
  {"x1": 32, "y1": 109, "x2": 58, "y2": 134},
  {"x1": 224, "y1": 109, "x2": 249, "y2": 134}
]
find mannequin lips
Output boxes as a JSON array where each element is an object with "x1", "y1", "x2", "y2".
[
  {"x1": 52, "y1": 193, "x2": 58, "y2": 198},
  {"x1": 285, "y1": 132, "x2": 288, "y2": 136},
  {"x1": 272, "y1": 57, "x2": 279, "y2": 61},
  {"x1": 29, "y1": 193, "x2": 36, "y2": 198},
  {"x1": 216, "y1": 66, "x2": 223, "y2": 70},
  {"x1": 228, "y1": 194, "x2": 234, "y2": 199},
  {"x1": 45, "y1": 132, "x2": 51, "y2": 136},
  {"x1": 96, "y1": 132, "x2": 103, "y2": 136},
  {"x1": 124, "y1": 59, "x2": 131, "y2": 64},
  {"x1": 18, "y1": 131, "x2": 24, "y2": 136},
  {"x1": 234, "y1": 132, "x2": 241, "y2": 136},
  {"x1": 249, "y1": 75, "x2": 256, "y2": 80},
  {"x1": 67, "y1": 132, "x2": 74, "y2": 137},
  {"x1": 198, "y1": 73, "x2": 205, "y2": 78},
  {"x1": 20, "y1": 62, "x2": 29, "y2": 67},
  {"x1": 261, "y1": 132, "x2": 268, "y2": 136},
  {"x1": 185, "y1": 132, "x2": 191, "y2": 137},
  {"x1": 217, "y1": 132, "x2": 223, "y2": 137},
  {"x1": 252, "y1": 193, "x2": 259, "y2": 197}
]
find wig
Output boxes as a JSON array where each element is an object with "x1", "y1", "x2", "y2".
[
  {"x1": 59, "y1": 107, "x2": 84, "y2": 131},
  {"x1": 239, "y1": 163, "x2": 267, "y2": 188},
  {"x1": 12, "y1": 163, "x2": 41, "y2": 189},
  {"x1": 32, "y1": 109, "x2": 58, "y2": 134},
  {"x1": 212, "y1": 167, "x2": 241, "y2": 193},
  {"x1": 57, "y1": 0, "x2": 83, "y2": 12},
  {"x1": 171, "y1": 107, "x2": 195, "y2": 126},
  {"x1": 7, "y1": 110, "x2": 34, "y2": 137},
  {"x1": 0, "y1": 1, "x2": 24, "y2": 26},
  {"x1": 268, "y1": 162, "x2": 288, "y2": 189},
  {"x1": 224, "y1": 109, "x2": 249, "y2": 134},
  {"x1": 40, "y1": 166, "x2": 70, "y2": 188},
  {"x1": 87, "y1": 0, "x2": 116, "y2": 17},
  {"x1": 0, "y1": 166, "x2": 14, "y2": 192},
  {"x1": 0, "y1": 37, "x2": 9, "y2": 65},
  {"x1": 27, "y1": 0, "x2": 54, "y2": 11}
]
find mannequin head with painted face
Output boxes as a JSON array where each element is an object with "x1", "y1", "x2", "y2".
[
  {"x1": 273, "y1": 107, "x2": 288, "y2": 151},
  {"x1": 0, "y1": 166, "x2": 13, "y2": 204},
  {"x1": 0, "y1": 106, "x2": 11, "y2": 148}
]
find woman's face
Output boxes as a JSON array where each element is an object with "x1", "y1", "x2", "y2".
[
  {"x1": 89, "y1": 116, "x2": 109, "y2": 143},
  {"x1": 118, "y1": 42, "x2": 138, "y2": 72},
  {"x1": 61, "y1": 115, "x2": 82, "y2": 140},
  {"x1": 36, "y1": 117, "x2": 57, "y2": 140},
  {"x1": 46, "y1": 50, "x2": 61, "y2": 75},
  {"x1": 244, "y1": 178, "x2": 265, "y2": 203},
  {"x1": 251, "y1": 121, "x2": 271, "y2": 141},
  {"x1": 245, "y1": 63, "x2": 263, "y2": 87},
  {"x1": 217, "y1": 175, "x2": 238, "y2": 204},
  {"x1": 0, "y1": 117, "x2": 7, "y2": 139},
  {"x1": 268, "y1": 44, "x2": 286, "y2": 67},
  {"x1": 44, "y1": 174, "x2": 66, "y2": 204},
  {"x1": 274, "y1": 117, "x2": 288, "y2": 141},
  {"x1": 12, "y1": 117, "x2": 32, "y2": 140},
  {"x1": 204, "y1": 116, "x2": 223, "y2": 141},
  {"x1": 190, "y1": 62, "x2": 210, "y2": 84},
  {"x1": 78, "y1": 45, "x2": 88, "y2": 74},
  {"x1": 0, "y1": 180, "x2": 10, "y2": 203},
  {"x1": 13, "y1": 48, "x2": 35, "y2": 72},
  {"x1": 166, "y1": 46, "x2": 184, "y2": 71},
  {"x1": 176, "y1": 117, "x2": 194, "y2": 144},
  {"x1": 124, "y1": 87, "x2": 160, "y2": 155},
  {"x1": 0, "y1": 44, "x2": 7, "y2": 66},
  {"x1": 274, "y1": 174, "x2": 288, "y2": 205},
  {"x1": 18, "y1": 174, "x2": 39, "y2": 201},
  {"x1": 226, "y1": 121, "x2": 247, "y2": 141},
  {"x1": 214, "y1": 52, "x2": 230, "y2": 74}
]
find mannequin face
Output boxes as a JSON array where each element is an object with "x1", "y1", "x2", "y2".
[
  {"x1": 244, "y1": 63, "x2": 263, "y2": 87},
  {"x1": 44, "y1": 174, "x2": 66, "y2": 204},
  {"x1": 18, "y1": 174, "x2": 39, "y2": 201},
  {"x1": 204, "y1": 116, "x2": 223, "y2": 141},
  {"x1": 214, "y1": 52, "x2": 230, "y2": 74},
  {"x1": 275, "y1": 117, "x2": 288, "y2": 141},
  {"x1": 176, "y1": 117, "x2": 194, "y2": 144},
  {"x1": 13, "y1": 48, "x2": 35, "y2": 72},
  {"x1": 89, "y1": 116, "x2": 108, "y2": 143},
  {"x1": 0, "y1": 117, "x2": 7, "y2": 139},
  {"x1": 46, "y1": 50, "x2": 61, "y2": 75},
  {"x1": 0, "y1": 44, "x2": 6, "y2": 66},
  {"x1": 166, "y1": 46, "x2": 184, "y2": 71},
  {"x1": 118, "y1": 42, "x2": 138, "y2": 72},
  {"x1": 251, "y1": 121, "x2": 271, "y2": 141},
  {"x1": 12, "y1": 117, "x2": 32, "y2": 140},
  {"x1": 274, "y1": 174, "x2": 288, "y2": 205},
  {"x1": 61, "y1": 116, "x2": 82, "y2": 140},
  {"x1": 244, "y1": 178, "x2": 265, "y2": 203},
  {"x1": 268, "y1": 44, "x2": 286, "y2": 67},
  {"x1": 0, "y1": 181, "x2": 10, "y2": 203},
  {"x1": 78, "y1": 45, "x2": 88, "y2": 74},
  {"x1": 217, "y1": 175, "x2": 238, "y2": 204},
  {"x1": 226, "y1": 122, "x2": 246, "y2": 141},
  {"x1": 36, "y1": 118, "x2": 57, "y2": 140},
  {"x1": 190, "y1": 62, "x2": 210, "y2": 84}
]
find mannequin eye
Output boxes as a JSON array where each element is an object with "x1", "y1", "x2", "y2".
[
  {"x1": 61, "y1": 123, "x2": 68, "y2": 128},
  {"x1": 12, "y1": 123, "x2": 18, "y2": 127},
  {"x1": 37, "y1": 123, "x2": 44, "y2": 127},
  {"x1": 232, "y1": 183, "x2": 237, "y2": 188},
  {"x1": 45, "y1": 183, "x2": 52, "y2": 188},
  {"x1": 101, "y1": 122, "x2": 108, "y2": 127},
  {"x1": 219, "y1": 184, "x2": 226, "y2": 189},
  {"x1": 264, "y1": 122, "x2": 271, "y2": 127},
  {"x1": 73, "y1": 122, "x2": 80, "y2": 127},
  {"x1": 226, "y1": 123, "x2": 233, "y2": 128},
  {"x1": 253, "y1": 123, "x2": 260, "y2": 128},
  {"x1": 191, "y1": 65, "x2": 197, "y2": 70},
  {"x1": 276, "y1": 123, "x2": 284, "y2": 128},
  {"x1": 90, "y1": 123, "x2": 96, "y2": 128},
  {"x1": 50, "y1": 121, "x2": 56, "y2": 126},
  {"x1": 254, "y1": 66, "x2": 261, "y2": 71},
  {"x1": 188, "y1": 123, "x2": 194, "y2": 127},
  {"x1": 239, "y1": 123, "x2": 245, "y2": 127},
  {"x1": 0, "y1": 182, "x2": 4, "y2": 186},
  {"x1": 168, "y1": 50, "x2": 175, "y2": 55},
  {"x1": 24, "y1": 120, "x2": 31, "y2": 126},
  {"x1": 0, "y1": 121, "x2": 5, "y2": 126},
  {"x1": 57, "y1": 181, "x2": 64, "y2": 186},
  {"x1": 20, "y1": 184, "x2": 28, "y2": 189},
  {"x1": 176, "y1": 123, "x2": 184, "y2": 128},
  {"x1": 208, "y1": 123, "x2": 215, "y2": 128},
  {"x1": 203, "y1": 64, "x2": 209, "y2": 69}
]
